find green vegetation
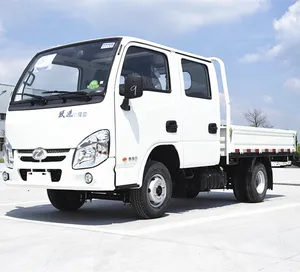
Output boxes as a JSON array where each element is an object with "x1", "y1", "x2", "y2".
[
  {"x1": 0, "y1": 158, "x2": 4, "y2": 163},
  {"x1": 297, "y1": 144, "x2": 300, "y2": 154}
]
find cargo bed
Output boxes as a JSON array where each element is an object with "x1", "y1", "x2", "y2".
[{"x1": 220, "y1": 125, "x2": 297, "y2": 160}]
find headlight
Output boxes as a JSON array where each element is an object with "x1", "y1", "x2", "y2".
[
  {"x1": 72, "y1": 130, "x2": 110, "y2": 169},
  {"x1": 3, "y1": 137, "x2": 14, "y2": 169}
]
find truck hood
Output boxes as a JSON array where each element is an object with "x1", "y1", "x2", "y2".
[{"x1": 5, "y1": 103, "x2": 114, "y2": 150}]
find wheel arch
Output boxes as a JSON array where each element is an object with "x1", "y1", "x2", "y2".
[{"x1": 137, "y1": 144, "x2": 181, "y2": 187}]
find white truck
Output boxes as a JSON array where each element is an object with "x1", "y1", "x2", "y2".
[{"x1": 2, "y1": 36, "x2": 297, "y2": 219}]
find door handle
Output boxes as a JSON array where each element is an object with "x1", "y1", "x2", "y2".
[
  {"x1": 166, "y1": 120, "x2": 178, "y2": 133},
  {"x1": 208, "y1": 123, "x2": 218, "y2": 134}
]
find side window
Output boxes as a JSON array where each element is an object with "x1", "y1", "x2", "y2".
[
  {"x1": 181, "y1": 59, "x2": 211, "y2": 99},
  {"x1": 120, "y1": 46, "x2": 171, "y2": 93}
]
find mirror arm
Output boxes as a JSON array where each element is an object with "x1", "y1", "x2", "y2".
[{"x1": 120, "y1": 97, "x2": 130, "y2": 111}]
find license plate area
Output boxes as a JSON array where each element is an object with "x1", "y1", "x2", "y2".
[
  {"x1": 20, "y1": 169, "x2": 62, "y2": 182},
  {"x1": 27, "y1": 170, "x2": 51, "y2": 183}
]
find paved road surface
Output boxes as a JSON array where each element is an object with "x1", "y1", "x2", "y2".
[{"x1": 0, "y1": 165, "x2": 300, "y2": 271}]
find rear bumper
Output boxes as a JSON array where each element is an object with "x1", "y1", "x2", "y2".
[{"x1": 2, "y1": 151, "x2": 116, "y2": 191}]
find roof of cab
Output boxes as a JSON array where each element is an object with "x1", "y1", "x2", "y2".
[
  {"x1": 39, "y1": 35, "x2": 212, "y2": 63},
  {"x1": 120, "y1": 36, "x2": 211, "y2": 62}
]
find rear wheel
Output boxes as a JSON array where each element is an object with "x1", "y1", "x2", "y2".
[
  {"x1": 233, "y1": 161, "x2": 268, "y2": 203},
  {"x1": 232, "y1": 165, "x2": 248, "y2": 202},
  {"x1": 245, "y1": 162, "x2": 268, "y2": 202},
  {"x1": 130, "y1": 160, "x2": 172, "y2": 219},
  {"x1": 47, "y1": 189, "x2": 86, "y2": 211}
]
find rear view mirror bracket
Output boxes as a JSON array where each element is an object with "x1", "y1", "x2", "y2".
[{"x1": 120, "y1": 98, "x2": 130, "y2": 111}]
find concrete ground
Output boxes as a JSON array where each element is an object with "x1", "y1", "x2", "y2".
[{"x1": 0, "y1": 165, "x2": 300, "y2": 272}]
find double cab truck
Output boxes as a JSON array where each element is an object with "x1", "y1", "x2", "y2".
[{"x1": 2, "y1": 36, "x2": 297, "y2": 219}]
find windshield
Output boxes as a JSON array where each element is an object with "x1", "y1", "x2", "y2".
[{"x1": 10, "y1": 38, "x2": 120, "y2": 110}]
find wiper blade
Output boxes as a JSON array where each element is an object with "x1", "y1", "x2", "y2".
[
  {"x1": 42, "y1": 90, "x2": 72, "y2": 94},
  {"x1": 16, "y1": 93, "x2": 48, "y2": 105},
  {"x1": 41, "y1": 90, "x2": 71, "y2": 103},
  {"x1": 43, "y1": 90, "x2": 93, "y2": 101},
  {"x1": 88, "y1": 89, "x2": 105, "y2": 97}
]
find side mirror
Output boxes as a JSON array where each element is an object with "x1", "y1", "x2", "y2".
[
  {"x1": 121, "y1": 74, "x2": 143, "y2": 111},
  {"x1": 124, "y1": 74, "x2": 143, "y2": 99}
]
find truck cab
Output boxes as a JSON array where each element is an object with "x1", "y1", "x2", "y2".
[{"x1": 2, "y1": 36, "x2": 297, "y2": 219}]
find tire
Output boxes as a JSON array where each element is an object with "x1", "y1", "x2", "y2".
[
  {"x1": 186, "y1": 189, "x2": 199, "y2": 199},
  {"x1": 47, "y1": 189, "x2": 86, "y2": 211},
  {"x1": 130, "y1": 160, "x2": 172, "y2": 219},
  {"x1": 245, "y1": 162, "x2": 268, "y2": 203},
  {"x1": 232, "y1": 167, "x2": 248, "y2": 202}
]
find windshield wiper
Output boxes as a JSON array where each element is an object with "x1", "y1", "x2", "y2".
[
  {"x1": 15, "y1": 93, "x2": 48, "y2": 105},
  {"x1": 42, "y1": 90, "x2": 93, "y2": 101}
]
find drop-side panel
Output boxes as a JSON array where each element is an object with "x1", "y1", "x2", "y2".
[{"x1": 221, "y1": 125, "x2": 297, "y2": 158}]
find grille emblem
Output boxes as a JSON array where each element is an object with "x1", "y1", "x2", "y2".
[{"x1": 32, "y1": 148, "x2": 47, "y2": 161}]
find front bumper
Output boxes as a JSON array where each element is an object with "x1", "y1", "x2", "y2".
[{"x1": 3, "y1": 149, "x2": 116, "y2": 191}]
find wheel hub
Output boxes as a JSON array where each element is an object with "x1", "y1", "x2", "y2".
[
  {"x1": 148, "y1": 174, "x2": 167, "y2": 208},
  {"x1": 256, "y1": 170, "x2": 266, "y2": 194}
]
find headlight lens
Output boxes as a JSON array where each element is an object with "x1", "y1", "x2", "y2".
[
  {"x1": 3, "y1": 138, "x2": 14, "y2": 169},
  {"x1": 72, "y1": 130, "x2": 110, "y2": 169}
]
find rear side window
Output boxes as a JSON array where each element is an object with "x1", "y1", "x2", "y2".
[{"x1": 181, "y1": 59, "x2": 211, "y2": 99}]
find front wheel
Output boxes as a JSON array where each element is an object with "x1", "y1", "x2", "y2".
[
  {"x1": 130, "y1": 160, "x2": 172, "y2": 219},
  {"x1": 47, "y1": 189, "x2": 86, "y2": 211}
]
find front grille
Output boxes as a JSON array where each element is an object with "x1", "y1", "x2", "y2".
[
  {"x1": 20, "y1": 156, "x2": 66, "y2": 162},
  {"x1": 19, "y1": 169, "x2": 62, "y2": 182},
  {"x1": 17, "y1": 149, "x2": 70, "y2": 154}
]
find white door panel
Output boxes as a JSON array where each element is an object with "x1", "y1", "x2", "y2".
[
  {"x1": 114, "y1": 43, "x2": 181, "y2": 186},
  {"x1": 178, "y1": 56, "x2": 221, "y2": 167}
]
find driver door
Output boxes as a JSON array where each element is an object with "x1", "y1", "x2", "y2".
[{"x1": 114, "y1": 43, "x2": 181, "y2": 187}]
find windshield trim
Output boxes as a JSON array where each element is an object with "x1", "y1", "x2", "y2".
[{"x1": 9, "y1": 37, "x2": 122, "y2": 111}]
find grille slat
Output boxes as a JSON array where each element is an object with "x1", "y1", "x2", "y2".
[
  {"x1": 17, "y1": 149, "x2": 70, "y2": 154},
  {"x1": 20, "y1": 156, "x2": 66, "y2": 162}
]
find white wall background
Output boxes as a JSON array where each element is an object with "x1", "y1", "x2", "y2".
[{"x1": 0, "y1": 84, "x2": 14, "y2": 157}]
